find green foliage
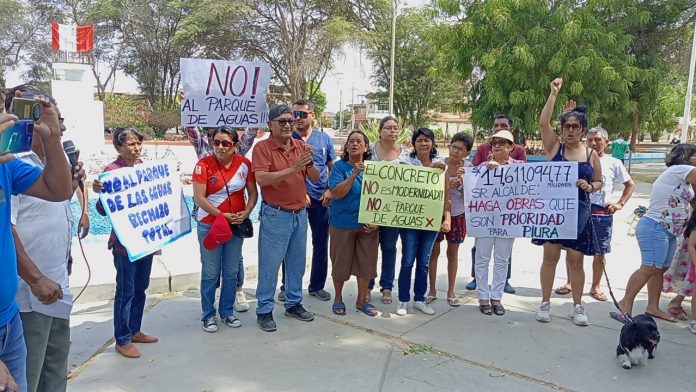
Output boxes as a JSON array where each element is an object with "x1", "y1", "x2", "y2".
[
  {"x1": 308, "y1": 81, "x2": 327, "y2": 120},
  {"x1": 359, "y1": 122, "x2": 380, "y2": 142},
  {"x1": 103, "y1": 93, "x2": 151, "y2": 130}
]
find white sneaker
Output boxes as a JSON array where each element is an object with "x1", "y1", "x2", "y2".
[
  {"x1": 234, "y1": 291, "x2": 250, "y2": 312},
  {"x1": 536, "y1": 301, "x2": 551, "y2": 323},
  {"x1": 413, "y1": 301, "x2": 435, "y2": 315},
  {"x1": 396, "y1": 301, "x2": 408, "y2": 316},
  {"x1": 202, "y1": 317, "x2": 218, "y2": 333},
  {"x1": 570, "y1": 304, "x2": 589, "y2": 326}
]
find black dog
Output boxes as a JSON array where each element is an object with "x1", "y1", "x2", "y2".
[{"x1": 616, "y1": 314, "x2": 660, "y2": 369}]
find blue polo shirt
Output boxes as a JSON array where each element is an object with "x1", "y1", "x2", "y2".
[
  {"x1": 292, "y1": 129, "x2": 335, "y2": 200},
  {"x1": 328, "y1": 159, "x2": 362, "y2": 229},
  {"x1": 0, "y1": 159, "x2": 42, "y2": 326}
]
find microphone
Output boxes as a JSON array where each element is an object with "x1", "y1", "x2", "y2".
[{"x1": 62, "y1": 140, "x2": 83, "y2": 191}]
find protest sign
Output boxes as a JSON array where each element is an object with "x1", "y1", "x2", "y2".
[
  {"x1": 358, "y1": 161, "x2": 445, "y2": 231},
  {"x1": 180, "y1": 58, "x2": 271, "y2": 128},
  {"x1": 463, "y1": 162, "x2": 579, "y2": 239},
  {"x1": 98, "y1": 161, "x2": 192, "y2": 261}
]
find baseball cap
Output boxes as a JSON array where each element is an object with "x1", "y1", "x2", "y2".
[
  {"x1": 269, "y1": 104, "x2": 291, "y2": 121},
  {"x1": 490, "y1": 130, "x2": 514, "y2": 143},
  {"x1": 202, "y1": 214, "x2": 233, "y2": 250}
]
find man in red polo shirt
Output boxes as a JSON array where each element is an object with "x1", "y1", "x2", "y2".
[
  {"x1": 468, "y1": 114, "x2": 526, "y2": 294},
  {"x1": 252, "y1": 104, "x2": 320, "y2": 332}
]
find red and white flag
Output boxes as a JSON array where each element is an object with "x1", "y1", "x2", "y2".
[{"x1": 51, "y1": 22, "x2": 94, "y2": 52}]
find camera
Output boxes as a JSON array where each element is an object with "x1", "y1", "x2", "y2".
[{"x1": 11, "y1": 97, "x2": 42, "y2": 123}]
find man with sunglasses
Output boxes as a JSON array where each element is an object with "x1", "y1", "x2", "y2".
[
  {"x1": 275, "y1": 99, "x2": 335, "y2": 302},
  {"x1": 252, "y1": 104, "x2": 320, "y2": 332},
  {"x1": 467, "y1": 114, "x2": 526, "y2": 294}
]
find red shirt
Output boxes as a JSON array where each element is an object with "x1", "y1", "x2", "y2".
[
  {"x1": 252, "y1": 137, "x2": 308, "y2": 210},
  {"x1": 192, "y1": 155, "x2": 254, "y2": 224},
  {"x1": 472, "y1": 142, "x2": 527, "y2": 166}
]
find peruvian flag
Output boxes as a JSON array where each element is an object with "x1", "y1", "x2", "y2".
[{"x1": 51, "y1": 22, "x2": 94, "y2": 52}]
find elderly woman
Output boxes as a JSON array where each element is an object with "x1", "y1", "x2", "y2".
[
  {"x1": 94, "y1": 128, "x2": 159, "y2": 359},
  {"x1": 367, "y1": 116, "x2": 410, "y2": 304},
  {"x1": 192, "y1": 126, "x2": 258, "y2": 333},
  {"x1": 474, "y1": 130, "x2": 523, "y2": 316},
  {"x1": 611, "y1": 144, "x2": 696, "y2": 324},
  {"x1": 396, "y1": 128, "x2": 451, "y2": 316},
  {"x1": 534, "y1": 78, "x2": 603, "y2": 326},
  {"x1": 427, "y1": 132, "x2": 474, "y2": 307},
  {"x1": 328, "y1": 130, "x2": 380, "y2": 316}
]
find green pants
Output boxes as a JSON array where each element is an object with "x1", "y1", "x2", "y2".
[{"x1": 20, "y1": 311, "x2": 70, "y2": 392}]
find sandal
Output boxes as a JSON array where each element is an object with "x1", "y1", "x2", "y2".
[
  {"x1": 479, "y1": 304, "x2": 493, "y2": 315},
  {"x1": 356, "y1": 303, "x2": 379, "y2": 317},
  {"x1": 589, "y1": 291, "x2": 608, "y2": 302},
  {"x1": 491, "y1": 303, "x2": 505, "y2": 316},
  {"x1": 447, "y1": 297, "x2": 461, "y2": 307},
  {"x1": 381, "y1": 290, "x2": 393, "y2": 305},
  {"x1": 554, "y1": 286, "x2": 571, "y2": 295},
  {"x1": 332, "y1": 301, "x2": 346, "y2": 316},
  {"x1": 668, "y1": 306, "x2": 689, "y2": 321},
  {"x1": 425, "y1": 295, "x2": 437, "y2": 304}
]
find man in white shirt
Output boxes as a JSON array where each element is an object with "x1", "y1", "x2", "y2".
[{"x1": 555, "y1": 127, "x2": 635, "y2": 301}]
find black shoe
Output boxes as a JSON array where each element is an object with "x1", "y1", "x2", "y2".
[
  {"x1": 284, "y1": 303, "x2": 314, "y2": 322},
  {"x1": 277, "y1": 290, "x2": 286, "y2": 302},
  {"x1": 309, "y1": 289, "x2": 331, "y2": 301},
  {"x1": 257, "y1": 312, "x2": 277, "y2": 332},
  {"x1": 504, "y1": 281, "x2": 516, "y2": 294}
]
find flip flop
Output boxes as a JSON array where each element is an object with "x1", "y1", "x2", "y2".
[
  {"x1": 356, "y1": 303, "x2": 379, "y2": 317},
  {"x1": 381, "y1": 290, "x2": 393, "y2": 305},
  {"x1": 425, "y1": 295, "x2": 437, "y2": 304},
  {"x1": 332, "y1": 302, "x2": 346, "y2": 316},
  {"x1": 447, "y1": 297, "x2": 461, "y2": 307},
  {"x1": 610, "y1": 311, "x2": 630, "y2": 325},
  {"x1": 554, "y1": 286, "x2": 571, "y2": 295},
  {"x1": 668, "y1": 306, "x2": 689, "y2": 321},
  {"x1": 589, "y1": 291, "x2": 608, "y2": 301},
  {"x1": 645, "y1": 311, "x2": 678, "y2": 323}
]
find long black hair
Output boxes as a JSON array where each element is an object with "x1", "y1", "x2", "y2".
[
  {"x1": 684, "y1": 209, "x2": 696, "y2": 239},
  {"x1": 409, "y1": 127, "x2": 438, "y2": 159},
  {"x1": 341, "y1": 130, "x2": 372, "y2": 161},
  {"x1": 211, "y1": 125, "x2": 239, "y2": 143},
  {"x1": 665, "y1": 143, "x2": 696, "y2": 167}
]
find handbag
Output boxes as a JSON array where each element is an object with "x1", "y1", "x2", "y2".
[{"x1": 216, "y1": 157, "x2": 254, "y2": 239}]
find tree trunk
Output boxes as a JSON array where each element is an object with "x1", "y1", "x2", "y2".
[{"x1": 629, "y1": 111, "x2": 640, "y2": 152}]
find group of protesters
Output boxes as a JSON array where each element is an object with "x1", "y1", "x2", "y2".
[{"x1": 2, "y1": 76, "x2": 696, "y2": 392}]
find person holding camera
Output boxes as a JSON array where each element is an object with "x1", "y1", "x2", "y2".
[
  {"x1": 1, "y1": 86, "x2": 74, "y2": 392},
  {"x1": 252, "y1": 104, "x2": 320, "y2": 332},
  {"x1": 93, "y1": 128, "x2": 159, "y2": 359},
  {"x1": 193, "y1": 126, "x2": 258, "y2": 333}
]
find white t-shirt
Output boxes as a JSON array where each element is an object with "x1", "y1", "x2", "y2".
[
  {"x1": 590, "y1": 155, "x2": 631, "y2": 206},
  {"x1": 645, "y1": 165, "x2": 695, "y2": 237}
]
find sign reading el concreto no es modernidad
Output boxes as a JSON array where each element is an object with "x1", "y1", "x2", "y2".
[
  {"x1": 180, "y1": 58, "x2": 271, "y2": 128},
  {"x1": 358, "y1": 161, "x2": 445, "y2": 231},
  {"x1": 463, "y1": 161, "x2": 579, "y2": 239},
  {"x1": 98, "y1": 160, "x2": 192, "y2": 261}
]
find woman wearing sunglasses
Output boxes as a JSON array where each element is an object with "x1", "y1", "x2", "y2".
[
  {"x1": 93, "y1": 128, "x2": 159, "y2": 358},
  {"x1": 192, "y1": 126, "x2": 258, "y2": 333}
]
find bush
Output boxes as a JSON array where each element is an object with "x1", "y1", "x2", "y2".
[{"x1": 103, "y1": 93, "x2": 151, "y2": 130}]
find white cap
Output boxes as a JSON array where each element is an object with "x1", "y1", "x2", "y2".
[{"x1": 490, "y1": 130, "x2": 514, "y2": 143}]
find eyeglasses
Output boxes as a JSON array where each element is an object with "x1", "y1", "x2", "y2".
[
  {"x1": 449, "y1": 145, "x2": 467, "y2": 153},
  {"x1": 213, "y1": 140, "x2": 233, "y2": 148},
  {"x1": 273, "y1": 119, "x2": 296, "y2": 127},
  {"x1": 292, "y1": 110, "x2": 310, "y2": 119},
  {"x1": 490, "y1": 140, "x2": 511, "y2": 147}
]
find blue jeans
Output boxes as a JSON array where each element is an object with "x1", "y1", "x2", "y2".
[
  {"x1": 194, "y1": 207, "x2": 243, "y2": 288},
  {"x1": 368, "y1": 226, "x2": 400, "y2": 291},
  {"x1": 113, "y1": 253, "x2": 153, "y2": 346},
  {"x1": 256, "y1": 204, "x2": 308, "y2": 314},
  {"x1": 0, "y1": 313, "x2": 27, "y2": 392},
  {"x1": 197, "y1": 223, "x2": 243, "y2": 320},
  {"x1": 307, "y1": 197, "x2": 330, "y2": 292},
  {"x1": 398, "y1": 228, "x2": 438, "y2": 302}
]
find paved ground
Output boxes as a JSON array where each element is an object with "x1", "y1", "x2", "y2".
[{"x1": 64, "y1": 174, "x2": 696, "y2": 392}]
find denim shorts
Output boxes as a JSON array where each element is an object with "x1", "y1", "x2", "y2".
[
  {"x1": 588, "y1": 205, "x2": 613, "y2": 255},
  {"x1": 635, "y1": 217, "x2": 677, "y2": 269}
]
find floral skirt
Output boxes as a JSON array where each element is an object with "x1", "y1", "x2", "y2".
[{"x1": 663, "y1": 240, "x2": 696, "y2": 297}]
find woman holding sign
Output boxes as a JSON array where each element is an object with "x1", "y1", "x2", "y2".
[
  {"x1": 396, "y1": 128, "x2": 451, "y2": 316},
  {"x1": 534, "y1": 78, "x2": 603, "y2": 326},
  {"x1": 473, "y1": 130, "x2": 523, "y2": 316},
  {"x1": 328, "y1": 130, "x2": 380, "y2": 316},
  {"x1": 93, "y1": 128, "x2": 159, "y2": 359},
  {"x1": 193, "y1": 126, "x2": 258, "y2": 333}
]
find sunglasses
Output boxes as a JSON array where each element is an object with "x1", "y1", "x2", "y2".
[
  {"x1": 292, "y1": 110, "x2": 310, "y2": 119},
  {"x1": 274, "y1": 119, "x2": 296, "y2": 127},
  {"x1": 490, "y1": 140, "x2": 511, "y2": 147},
  {"x1": 213, "y1": 140, "x2": 234, "y2": 148}
]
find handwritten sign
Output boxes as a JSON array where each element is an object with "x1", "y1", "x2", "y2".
[
  {"x1": 180, "y1": 58, "x2": 271, "y2": 128},
  {"x1": 358, "y1": 161, "x2": 445, "y2": 231},
  {"x1": 463, "y1": 162, "x2": 579, "y2": 239},
  {"x1": 98, "y1": 161, "x2": 192, "y2": 261}
]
